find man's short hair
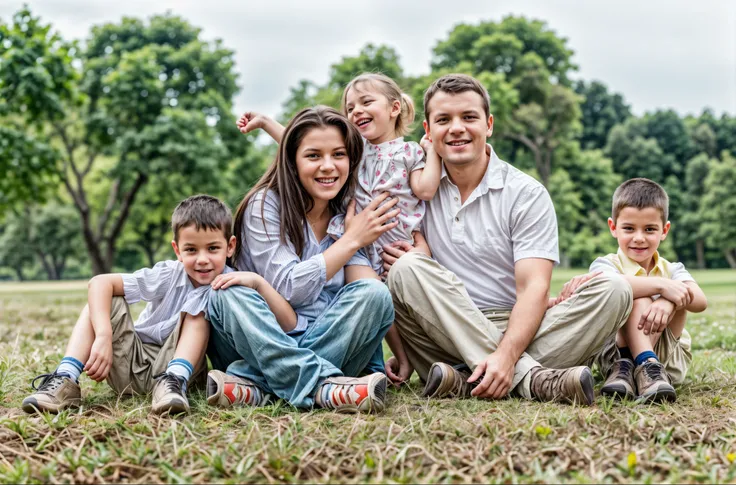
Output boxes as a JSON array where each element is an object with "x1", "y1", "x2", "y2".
[
  {"x1": 171, "y1": 194, "x2": 232, "y2": 242},
  {"x1": 612, "y1": 178, "x2": 669, "y2": 224},
  {"x1": 423, "y1": 74, "x2": 491, "y2": 122}
]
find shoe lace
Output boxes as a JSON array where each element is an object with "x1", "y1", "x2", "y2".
[
  {"x1": 31, "y1": 372, "x2": 67, "y2": 392},
  {"x1": 616, "y1": 359, "x2": 634, "y2": 378},
  {"x1": 153, "y1": 372, "x2": 184, "y2": 395},
  {"x1": 643, "y1": 362, "x2": 665, "y2": 381},
  {"x1": 531, "y1": 369, "x2": 565, "y2": 400}
]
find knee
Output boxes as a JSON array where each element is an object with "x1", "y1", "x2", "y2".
[
  {"x1": 597, "y1": 273, "x2": 633, "y2": 309},
  {"x1": 207, "y1": 286, "x2": 266, "y2": 323},
  {"x1": 631, "y1": 296, "x2": 654, "y2": 313},
  {"x1": 386, "y1": 252, "x2": 426, "y2": 293},
  {"x1": 353, "y1": 279, "x2": 393, "y2": 314}
]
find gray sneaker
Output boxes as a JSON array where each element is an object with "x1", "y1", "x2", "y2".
[
  {"x1": 315, "y1": 373, "x2": 387, "y2": 413},
  {"x1": 22, "y1": 372, "x2": 82, "y2": 413},
  {"x1": 529, "y1": 366, "x2": 595, "y2": 406},
  {"x1": 206, "y1": 370, "x2": 270, "y2": 408},
  {"x1": 601, "y1": 358, "x2": 636, "y2": 399},
  {"x1": 151, "y1": 373, "x2": 190, "y2": 415},
  {"x1": 634, "y1": 361, "x2": 676, "y2": 403},
  {"x1": 422, "y1": 362, "x2": 476, "y2": 398}
]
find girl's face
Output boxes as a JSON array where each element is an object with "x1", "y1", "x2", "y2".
[
  {"x1": 345, "y1": 83, "x2": 401, "y2": 145},
  {"x1": 295, "y1": 126, "x2": 351, "y2": 207}
]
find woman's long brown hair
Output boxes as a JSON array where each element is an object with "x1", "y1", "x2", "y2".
[{"x1": 233, "y1": 106, "x2": 364, "y2": 266}]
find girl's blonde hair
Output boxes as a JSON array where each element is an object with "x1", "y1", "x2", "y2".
[{"x1": 340, "y1": 73, "x2": 415, "y2": 137}]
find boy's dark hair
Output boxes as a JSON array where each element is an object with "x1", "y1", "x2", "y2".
[
  {"x1": 171, "y1": 195, "x2": 233, "y2": 242},
  {"x1": 612, "y1": 178, "x2": 669, "y2": 224},
  {"x1": 424, "y1": 74, "x2": 491, "y2": 122}
]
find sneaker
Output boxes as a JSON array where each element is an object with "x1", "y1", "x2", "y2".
[
  {"x1": 206, "y1": 370, "x2": 270, "y2": 408},
  {"x1": 151, "y1": 373, "x2": 190, "y2": 415},
  {"x1": 315, "y1": 372, "x2": 387, "y2": 413},
  {"x1": 634, "y1": 361, "x2": 676, "y2": 403},
  {"x1": 422, "y1": 362, "x2": 476, "y2": 398},
  {"x1": 529, "y1": 366, "x2": 595, "y2": 406},
  {"x1": 22, "y1": 372, "x2": 82, "y2": 414},
  {"x1": 601, "y1": 358, "x2": 636, "y2": 399}
]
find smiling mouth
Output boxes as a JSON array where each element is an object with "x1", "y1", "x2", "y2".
[
  {"x1": 356, "y1": 118, "x2": 372, "y2": 128},
  {"x1": 447, "y1": 140, "x2": 470, "y2": 147},
  {"x1": 629, "y1": 247, "x2": 648, "y2": 252},
  {"x1": 196, "y1": 269, "x2": 213, "y2": 275},
  {"x1": 316, "y1": 177, "x2": 337, "y2": 184}
]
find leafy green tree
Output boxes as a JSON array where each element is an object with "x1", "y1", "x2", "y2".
[
  {"x1": 678, "y1": 154, "x2": 713, "y2": 268},
  {"x1": 574, "y1": 80, "x2": 631, "y2": 150},
  {"x1": 699, "y1": 152, "x2": 736, "y2": 268},
  {"x1": 0, "y1": 8, "x2": 249, "y2": 274},
  {"x1": 0, "y1": 215, "x2": 35, "y2": 280}
]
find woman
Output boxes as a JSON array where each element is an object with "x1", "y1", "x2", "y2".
[{"x1": 205, "y1": 106, "x2": 400, "y2": 413}]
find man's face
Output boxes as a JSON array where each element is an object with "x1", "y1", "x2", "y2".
[{"x1": 423, "y1": 90, "x2": 493, "y2": 169}]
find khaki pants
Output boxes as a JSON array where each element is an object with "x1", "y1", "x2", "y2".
[
  {"x1": 387, "y1": 253, "x2": 633, "y2": 398},
  {"x1": 106, "y1": 297, "x2": 206, "y2": 395},
  {"x1": 596, "y1": 328, "x2": 692, "y2": 385}
]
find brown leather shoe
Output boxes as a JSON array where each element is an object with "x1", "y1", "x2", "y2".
[
  {"x1": 634, "y1": 361, "x2": 676, "y2": 403},
  {"x1": 529, "y1": 366, "x2": 595, "y2": 406},
  {"x1": 601, "y1": 358, "x2": 636, "y2": 399},
  {"x1": 22, "y1": 372, "x2": 82, "y2": 414},
  {"x1": 422, "y1": 362, "x2": 476, "y2": 398}
]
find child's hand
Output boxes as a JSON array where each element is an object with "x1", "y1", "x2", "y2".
[
  {"x1": 556, "y1": 271, "x2": 602, "y2": 302},
  {"x1": 385, "y1": 356, "x2": 413, "y2": 387},
  {"x1": 659, "y1": 279, "x2": 693, "y2": 310},
  {"x1": 211, "y1": 271, "x2": 263, "y2": 291},
  {"x1": 639, "y1": 298, "x2": 676, "y2": 335},
  {"x1": 419, "y1": 134, "x2": 433, "y2": 154},
  {"x1": 343, "y1": 193, "x2": 400, "y2": 248},
  {"x1": 236, "y1": 112, "x2": 269, "y2": 135},
  {"x1": 85, "y1": 335, "x2": 113, "y2": 382}
]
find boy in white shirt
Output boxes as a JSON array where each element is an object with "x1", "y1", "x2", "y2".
[
  {"x1": 590, "y1": 178, "x2": 707, "y2": 402},
  {"x1": 22, "y1": 195, "x2": 295, "y2": 415}
]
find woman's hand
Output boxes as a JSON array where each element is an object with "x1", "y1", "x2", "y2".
[
  {"x1": 211, "y1": 271, "x2": 263, "y2": 291},
  {"x1": 343, "y1": 192, "x2": 400, "y2": 248}
]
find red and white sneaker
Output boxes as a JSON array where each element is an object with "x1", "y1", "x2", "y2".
[
  {"x1": 206, "y1": 370, "x2": 270, "y2": 407},
  {"x1": 314, "y1": 372, "x2": 387, "y2": 413}
]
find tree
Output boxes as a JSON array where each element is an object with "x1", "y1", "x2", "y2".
[
  {"x1": 0, "y1": 8, "x2": 249, "y2": 274},
  {"x1": 574, "y1": 80, "x2": 631, "y2": 150},
  {"x1": 0, "y1": 215, "x2": 35, "y2": 280},
  {"x1": 699, "y1": 152, "x2": 736, "y2": 268}
]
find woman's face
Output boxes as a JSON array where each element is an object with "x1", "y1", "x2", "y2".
[{"x1": 295, "y1": 126, "x2": 351, "y2": 206}]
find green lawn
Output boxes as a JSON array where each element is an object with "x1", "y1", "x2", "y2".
[{"x1": 0, "y1": 270, "x2": 735, "y2": 483}]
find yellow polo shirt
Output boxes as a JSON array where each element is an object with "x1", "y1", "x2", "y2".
[{"x1": 589, "y1": 249, "x2": 694, "y2": 282}]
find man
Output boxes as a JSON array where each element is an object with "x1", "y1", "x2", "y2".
[{"x1": 382, "y1": 74, "x2": 632, "y2": 405}]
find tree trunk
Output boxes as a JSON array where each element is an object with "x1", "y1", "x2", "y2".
[
  {"x1": 14, "y1": 267, "x2": 25, "y2": 281},
  {"x1": 695, "y1": 239, "x2": 706, "y2": 269},
  {"x1": 725, "y1": 249, "x2": 736, "y2": 269},
  {"x1": 37, "y1": 252, "x2": 60, "y2": 280}
]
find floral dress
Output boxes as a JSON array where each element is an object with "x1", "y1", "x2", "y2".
[{"x1": 328, "y1": 137, "x2": 426, "y2": 274}]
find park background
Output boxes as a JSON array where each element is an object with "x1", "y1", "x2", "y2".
[{"x1": 1, "y1": 1, "x2": 735, "y2": 483}]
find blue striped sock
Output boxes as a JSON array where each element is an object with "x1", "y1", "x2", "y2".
[
  {"x1": 166, "y1": 358, "x2": 194, "y2": 393},
  {"x1": 634, "y1": 351, "x2": 659, "y2": 367},
  {"x1": 56, "y1": 357, "x2": 84, "y2": 382}
]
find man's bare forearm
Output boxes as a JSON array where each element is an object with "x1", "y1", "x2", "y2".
[{"x1": 496, "y1": 281, "x2": 549, "y2": 361}]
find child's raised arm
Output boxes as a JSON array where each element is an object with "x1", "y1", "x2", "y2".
[
  {"x1": 237, "y1": 112, "x2": 286, "y2": 143},
  {"x1": 211, "y1": 272, "x2": 297, "y2": 332},
  {"x1": 409, "y1": 135, "x2": 442, "y2": 201}
]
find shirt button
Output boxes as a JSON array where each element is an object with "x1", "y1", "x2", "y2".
[
  {"x1": 454, "y1": 197, "x2": 458, "y2": 201},
  {"x1": 455, "y1": 217, "x2": 460, "y2": 222}
]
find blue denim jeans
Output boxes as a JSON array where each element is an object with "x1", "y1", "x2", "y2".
[{"x1": 207, "y1": 278, "x2": 394, "y2": 408}]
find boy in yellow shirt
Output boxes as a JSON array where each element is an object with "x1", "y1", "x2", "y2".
[{"x1": 590, "y1": 178, "x2": 707, "y2": 402}]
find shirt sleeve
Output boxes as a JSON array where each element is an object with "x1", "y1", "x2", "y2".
[
  {"x1": 510, "y1": 184, "x2": 560, "y2": 263},
  {"x1": 669, "y1": 262, "x2": 695, "y2": 282},
  {"x1": 239, "y1": 191, "x2": 327, "y2": 307},
  {"x1": 179, "y1": 285, "x2": 211, "y2": 319},
  {"x1": 120, "y1": 260, "x2": 177, "y2": 305},
  {"x1": 405, "y1": 142, "x2": 426, "y2": 173},
  {"x1": 589, "y1": 256, "x2": 622, "y2": 274},
  {"x1": 347, "y1": 248, "x2": 372, "y2": 267}
]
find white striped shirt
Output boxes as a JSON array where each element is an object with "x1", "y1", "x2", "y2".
[
  {"x1": 236, "y1": 189, "x2": 371, "y2": 333},
  {"x1": 121, "y1": 260, "x2": 233, "y2": 345}
]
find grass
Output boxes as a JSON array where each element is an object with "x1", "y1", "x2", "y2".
[{"x1": 0, "y1": 269, "x2": 735, "y2": 483}]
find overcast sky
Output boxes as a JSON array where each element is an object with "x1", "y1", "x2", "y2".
[{"x1": 2, "y1": 0, "x2": 735, "y2": 119}]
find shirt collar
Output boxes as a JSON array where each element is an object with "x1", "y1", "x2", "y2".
[
  {"x1": 440, "y1": 144, "x2": 505, "y2": 192},
  {"x1": 616, "y1": 248, "x2": 666, "y2": 276},
  {"x1": 177, "y1": 261, "x2": 195, "y2": 289}
]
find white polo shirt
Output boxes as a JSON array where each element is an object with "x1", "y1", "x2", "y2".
[{"x1": 424, "y1": 145, "x2": 559, "y2": 310}]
